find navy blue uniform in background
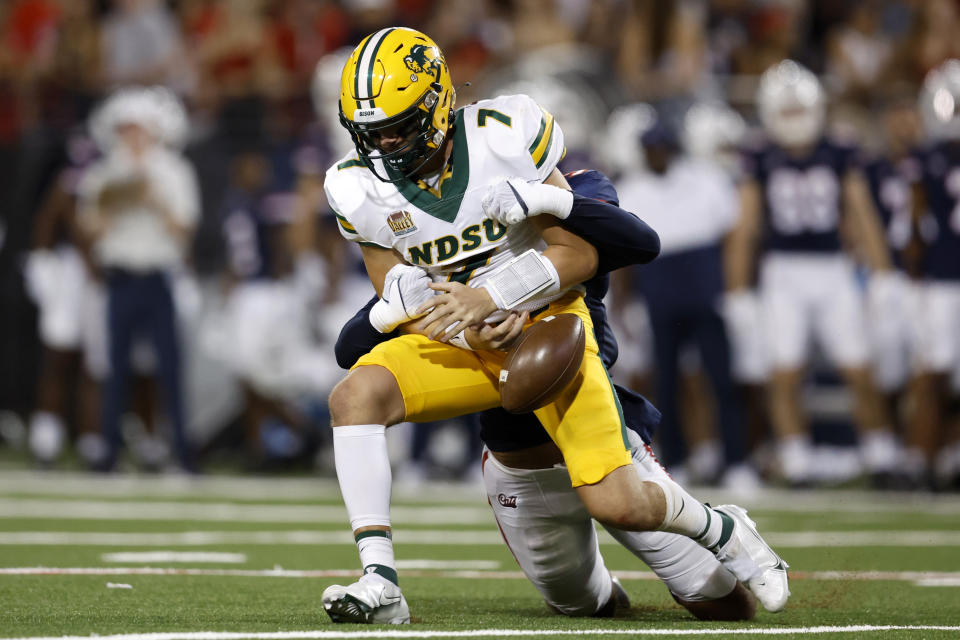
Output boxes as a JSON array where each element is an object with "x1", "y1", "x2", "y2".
[
  {"x1": 743, "y1": 138, "x2": 856, "y2": 253},
  {"x1": 910, "y1": 142, "x2": 960, "y2": 281},
  {"x1": 102, "y1": 270, "x2": 191, "y2": 470},
  {"x1": 633, "y1": 242, "x2": 743, "y2": 470},
  {"x1": 863, "y1": 156, "x2": 913, "y2": 271}
]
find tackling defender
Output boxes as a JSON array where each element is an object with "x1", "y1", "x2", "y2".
[
  {"x1": 321, "y1": 27, "x2": 788, "y2": 623},
  {"x1": 335, "y1": 169, "x2": 755, "y2": 621}
]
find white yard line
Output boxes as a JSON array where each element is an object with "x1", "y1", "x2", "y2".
[
  {"x1": 0, "y1": 499, "x2": 493, "y2": 525},
  {"x1": 395, "y1": 560, "x2": 500, "y2": 570},
  {"x1": 1, "y1": 471, "x2": 959, "y2": 515},
  {"x1": 101, "y1": 552, "x2": 247, "y2": 564},
  {"x1": 0, "y1": 529, "x2": 957, "y2": 548},
  {"x1": 914, "y1": 578, "x2": 960, "y2": 587},
  {"x1": 2, "y1": 567, "x2": 959, "y2": 586},
  {"x1": 758, "y1": 531, "x2": 960, "y2": 547},
  {"x1": 0, "y1": 472, "x2": 467, "y2": 503},
  {"x1": 4, "y1": 625, "x2": 960, "y2": 640}
]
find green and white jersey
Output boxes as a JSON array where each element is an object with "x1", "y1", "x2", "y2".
[{"x1": 325, "y1": 94, "x2": 568, "y2": 301}]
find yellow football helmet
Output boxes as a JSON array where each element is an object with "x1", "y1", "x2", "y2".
[{"x1": 338, "y1": 27, "x2": 455, "y2": 182}]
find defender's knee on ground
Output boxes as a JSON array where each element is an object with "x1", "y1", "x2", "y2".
[{"x1": 675, "y1": 581, "x2": 756, "y2": 621}]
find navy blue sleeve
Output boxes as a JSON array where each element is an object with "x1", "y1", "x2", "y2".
[
  {"x1": 614, "y1": 384, "x2": 661, "y2": 444},
  {"x1": 334, "y1": 295, "x2": 397, "y2": 369},
  {"x1": 562, "y1": 193, "x2": 661, "y2": 275}
]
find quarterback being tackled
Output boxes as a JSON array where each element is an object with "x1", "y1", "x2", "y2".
[{"x1": 320, "y1": 27, "x2": 789, "y2": 624}]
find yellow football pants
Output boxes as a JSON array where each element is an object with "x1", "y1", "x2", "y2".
[{"x1": 352, "y1": 292, "x2": 631, "y2": 486}]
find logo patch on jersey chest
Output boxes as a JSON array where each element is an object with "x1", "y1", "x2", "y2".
[{"x1": 387, "y1": 210, "x2": 418, "y2": 237}]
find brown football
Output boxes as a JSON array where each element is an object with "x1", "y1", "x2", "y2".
[{"x1": 499, "y1": 313, "x2": 586, "y2": 414}]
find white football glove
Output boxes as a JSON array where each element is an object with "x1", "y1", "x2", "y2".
[
  {"x1": 481, "y1": 177, "x2": 574, "y2": 226},
  {"x1": 368, "y1": 263, "x2": 437, "y2": 333}
]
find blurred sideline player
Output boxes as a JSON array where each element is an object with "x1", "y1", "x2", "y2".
[
  {"x1": 26, "y1": 116, "x2": 175, "y2": 470},
  {"x1": 319, "y1": 28, "x2": 788, "y2": 624},
  {"x1": 604, "y1": 104, "x2": 734, "y2": 486},
  {"x1": 598, "y1": 104, "x2": 657, "y2": 419},
  {"x1": 336, "y1": 169, "x2": 754, "y2": 621},
  {"x1": 684, "y1": 103, "x2": 775, "y2": 461},
  {"x1": 78, "y1": 87, "x2": 199, "y2": 472},
  {"x1": 215, "y1": 151, "x2": 318, "y2": 466},
  {"x1": 23, "y1": 129, "x2": 104, "y2": 465},
  {"x1": 860, "y1": 93, "x2": 923, "y2": 467},
  {"x1": 728, "y1": 60, "x2": 898, "y2": 485},
  {"x1": 862, "y1": 96, "x2": 922, "y2": 395},
  {"x1": 903, "y1": 60, "x2": 960, "y2": 488},
  {"x1": 616, "y1": 114, "x2": 754, "y2": 489}
]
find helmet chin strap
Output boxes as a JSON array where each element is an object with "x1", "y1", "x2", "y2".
[{"x1": 409, "y1": 123, "x2": 454, "y2": 180}]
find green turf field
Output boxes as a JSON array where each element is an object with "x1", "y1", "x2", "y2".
[{"x1": 0, "y1": 471, "x2": 958, "y2": 639}]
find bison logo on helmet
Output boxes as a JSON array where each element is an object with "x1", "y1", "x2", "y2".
[{"x1": 404, "y1": 44, "x2": 441, "y2": 78}]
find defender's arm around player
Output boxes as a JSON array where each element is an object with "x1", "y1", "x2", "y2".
[
  {"x1": 320, "y1": 27, "x2": 788, "y2": 624},
  {"x1": 334, "y1": 169, "x2": 755, "y2": 621}
]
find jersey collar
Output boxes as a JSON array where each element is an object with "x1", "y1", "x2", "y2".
[{"x1": 385, "y1": 109, "x2": 470, "y2": 223}]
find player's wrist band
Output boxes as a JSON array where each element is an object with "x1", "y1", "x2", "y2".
[
  {"x1": 481, "y1": 249, "x2": 561, "y2": 310},
  {"x1": 542, "y1": 184, "x2": 574, "y2": 220},
  {"x1": 368, "y1": 298, "x2": 401, "y2": 333}
]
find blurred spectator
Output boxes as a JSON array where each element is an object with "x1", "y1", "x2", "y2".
[
  {"x1": 510, "y1": 0, "x2": 576, "y2": 55},
  {"x1": 731, "y1": 0, "x2": 807, "y2": 75},
  {"x1": 263, "y1": 0, "x2": 351, "y2": 87},
  {"x1": 188, "y1": 0, "x2": 286, "y2": 152},
  {"x1": 2, "y1": 0, "x2": 60, "y2": 83},
  {"x1": 907, "y1": 0, "x2": 960, "y2": 78},
  {"x1": 827, "y1": 2, "x2": 894, "y2": 104},
  {"x1": 616, "y1": 114, "x2": 755, "y2": 488},
  {"x1": 101, "y1": 0, "x2": 192, "y2": 93},
  {"x1": 21, "y1": 128, "x2": 101, "y2": 465},
  {"x1": 0, "y1": 0, "x2": 60, "y2": 138},
  {"x1": 47, "y1": 0, "x2": 103, "y2": 120},
  {"x1": 616, "y1": 0, "x2": 710, "y2": 101},
  {"x1": 77, "y1": 87, "x2": 199, "y2": 472}
]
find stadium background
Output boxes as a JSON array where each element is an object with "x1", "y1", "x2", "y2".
[{"x1": 0, "y1": 0, "x2": 957, "y2": 487}]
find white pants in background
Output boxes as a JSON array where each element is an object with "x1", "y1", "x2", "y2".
[
  {"x1": 913, "y1": 281, "x2": 960, "y2": 377},
  {"x1": 24, "y1": 247, "x2": 89, "y2": 350},
  {"x1": 759, "y1": 252, "x2": 869, "y2": 371}
]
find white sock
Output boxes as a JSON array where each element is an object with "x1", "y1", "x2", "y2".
[
  {"x1": 779, "y1": 435, "x2": 813, "y2": 482},
  {"x1": 333, "y1": 424, "x2": 398, "y2": 585},
  {"x1": 861, "y1": 429, "x2": 898, "y2": 473},
  {"x1": 645, "y1": 476, "x2": 733, "y2": 551},
  {"x1": 29, "y1": 411, "x2": 65, "y2": 462}
]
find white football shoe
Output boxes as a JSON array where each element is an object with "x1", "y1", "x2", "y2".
[
  {"x1": 713, "y1": 504, "x2": 790, "y2": 613},
  {"x1": 321, "y1": 573, "x2": 410, "y2": 624}
]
